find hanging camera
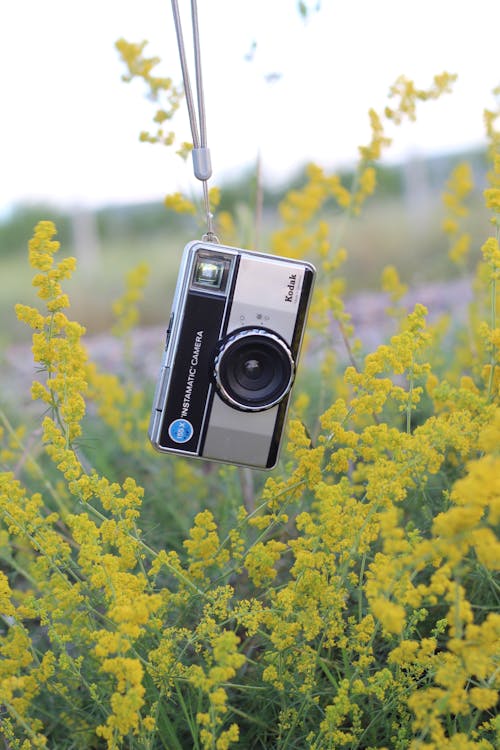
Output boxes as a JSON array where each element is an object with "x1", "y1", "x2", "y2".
[
  {"x1": 149, "y1": 241, "x2": 315, "y2": 469},
  {"x1": 149, "y1": 2, "x2": 316, "y2": 468}
]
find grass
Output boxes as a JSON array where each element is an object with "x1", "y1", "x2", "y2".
[
  {"x1": 1, "y1": 193, "x2": 487, "y2": 345},
  {"x1": 0, "y1": 229, "x2": 185, "y2": 348},
  {"x1": 65, "y1": 231, "x2": 187, "y2": 333},
  {"x1": 1, "y1": 141, "x2": 491, "y2": 349},
  {"x1": 333, "y1": 194, "x2": 489, "y2": 289}
]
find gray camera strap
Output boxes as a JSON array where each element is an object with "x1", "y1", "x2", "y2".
[{"x1": 171, "y1": 0, "x2": 219, "y2": 243}]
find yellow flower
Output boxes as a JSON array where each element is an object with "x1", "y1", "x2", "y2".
[
  {"x1": 209, "y1": 185, "x2": 221, "y2": 211},
  {"x1": 111, "y1": 262, "x2": 149, "y2": 338},
  {"x1": 381, "y1": 264, "x2": 408, "y2": 303},
  {"x1": 115, "y1": 36, "x2": 181, "y2": 114},
  {"x1": 469, "y1": 687, "x2": 498, "y2": 710},
  {"x1": 484, "y1": 187, "x2": 500, "y2": 211},
  {"x1": 0, "y1": 570, "x2": 15, "y2": 617},
  {"x1": 386, "y1": 72, "x2": 457, "y2": 124},
  {"x1": 442, "y1": 162, "x2": 474, "y2": 217},
  {"x1": 245, "y1": 540, "x2": 287, "y2": 587},
  {"x1": 164, "y1": 191, "x2": 197, "y2": 214},
  {"x1": 352, "y1": 166, "x2": 377, "y2": 213},
  {"x1": 183, "y1": 510, "x2": 229, "y2": 581},
  {"x1": 449, "y1": 233, "x2": 471, "y2": 265},
  {"x1": 359, "y1": 108, "x2": 391, "y2": 161},
  {"x1": 96, "y1": 657, "x2": 146, "y2": 744},
  {"x1": 370, "y1": 597, "x2": 406, "y2": 635}
]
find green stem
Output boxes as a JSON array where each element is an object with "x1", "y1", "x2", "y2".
[
  {"x1": 406, "y1": 357, "x2": 415, "y2": 434},
  {"x1": 0, "y1": 409, "x2": 70, "y2": 521}
]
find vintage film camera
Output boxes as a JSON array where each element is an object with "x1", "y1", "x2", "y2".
[{"x1": 149, "y1": 241, "x2": 315, "y2": 469}]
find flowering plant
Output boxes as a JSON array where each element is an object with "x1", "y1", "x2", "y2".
[{"x1": 0, "y1": 43, "x2": 499, "y2": 750}]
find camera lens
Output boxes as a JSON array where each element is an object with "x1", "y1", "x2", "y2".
[
  {"x1": 241, "y1": 358, "x2": 262, "y2": 382},
  {"x1": 214, "y1": 328, "x2": 295, "y2": 411}
]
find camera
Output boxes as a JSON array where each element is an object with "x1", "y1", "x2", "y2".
[{"x1": 149, "y1": 240, "x2": 315, "y2": 469}]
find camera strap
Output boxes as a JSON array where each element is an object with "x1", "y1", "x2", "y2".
[{"x1": 171, "y1": 0, "x2": 219, "y2": 243}]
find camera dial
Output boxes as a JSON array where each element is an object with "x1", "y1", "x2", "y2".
[{"x1": 214, "y1": 328, "x2": 295, "y2": 412}]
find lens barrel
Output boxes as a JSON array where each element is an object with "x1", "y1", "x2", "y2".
[{"x1": 214, "y1": 328, "x2": 295, "y2": 411}]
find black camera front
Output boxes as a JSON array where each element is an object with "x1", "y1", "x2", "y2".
[
  {"x1": 149, "y1": 240, "x2": 315, "y2": 469},
  {"x1": 214, "y1": 328, "x2": 295, "y2": 411}
]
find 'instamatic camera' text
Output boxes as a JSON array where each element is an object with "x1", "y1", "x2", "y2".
[{"x1": 181, "y1": 330, "x2": 204, "y2": 418}]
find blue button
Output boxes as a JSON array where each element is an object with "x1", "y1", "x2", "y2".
[{"x1": 168, "y1": 418, "x2": 194, "y2": 444}]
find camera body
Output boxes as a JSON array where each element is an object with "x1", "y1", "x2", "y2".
[{"x1": 149, "y1": 240, "x2": 315, "y2": 469}]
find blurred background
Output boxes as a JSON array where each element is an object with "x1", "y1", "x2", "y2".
[{"x1": 1, "y1": 0, "x2": 499, "y2": 348}]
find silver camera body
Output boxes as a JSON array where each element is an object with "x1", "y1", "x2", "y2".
[{"x1": 149, "y1": 241, "x2": 315, "y2": 469}]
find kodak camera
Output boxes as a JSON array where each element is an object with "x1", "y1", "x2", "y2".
[{"x1": 149, "y1": 241, "x2": 315, "y2": 469}]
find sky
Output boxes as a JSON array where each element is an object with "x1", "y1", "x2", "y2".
[{"x1": 1, "y1": 0, "x2": 499, "y2": 214}]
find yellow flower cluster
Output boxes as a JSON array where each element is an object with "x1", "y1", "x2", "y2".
[
  {"x1": 239, "y1": 144, "x2": 498, "y2": 742},
  {"x1": 381, "y1": 264, "x2": 409, "y2": 317},
  {"x1": 361, "y1": 73, "x2": 456, "y2": 158},
  {"x1": 86, "y1": 364, "x2": 150, "y2": 453},
  {"x1": 189, "y1": 629, "x2": 244, "y2": 750},
  {"x1": 268, "y1": 74, "x2": 458, "y2": 392},
  {"x1": 0, "y1": 418, "x2": 31, "y2": 472},
  {"x1": 244, "y1": 539, "x2": 287, "y2": 587},
  {"x1": 0, "y1": 586, "x2": 55, "y2": 748},
  {"x1": 165, "y1": 186, "x2": 221, "y2": 227},
  {"x1": 84, "y1": 262, "x2": 152, "y2": 453},
  {"x1": 15, "y1": 222, "x2": 87, "y2": 444},
  {"x1": 272, "y1": 164, "x2": 349, "y2": 261},
  {"x1": 115, "y1": 38, "x2": 182, "y2": 148},
  {"x1": 183, "y1": 509, "x2": 230, "y2": 582},
  {"x1": 387, "y1": 71, "x2": 456, "y2": 118},
  {"x1": 111, "y1": 261, "x2": 149, "y2": 339},
  {"x1": 484, "y1": 87, "x2": 500, "y2": 228},
  {"x1": 442, "y1": 162, "x2": 474, "y2": 266},
  {"x1": 164, "y1": 191, "x2": 197, "y2": 214},
  {"x1": 359, "y1": 108, "x2": 392, "y2": 162},
  {"x1": 116, "y1": 36, "x2": 225, "y2": 226}
]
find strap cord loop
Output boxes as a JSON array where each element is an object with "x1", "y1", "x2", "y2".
[{"x1": 171, "y1": 0, "x2": 218, "y2": 242}]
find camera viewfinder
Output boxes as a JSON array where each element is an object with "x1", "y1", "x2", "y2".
[{"x1": 192, "y1": 256, "x2": 226, "y2": 290}]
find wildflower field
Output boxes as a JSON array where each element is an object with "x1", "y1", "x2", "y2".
[{"x1": 1, "y1": 34, "x2": 499, "y2": 750}]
